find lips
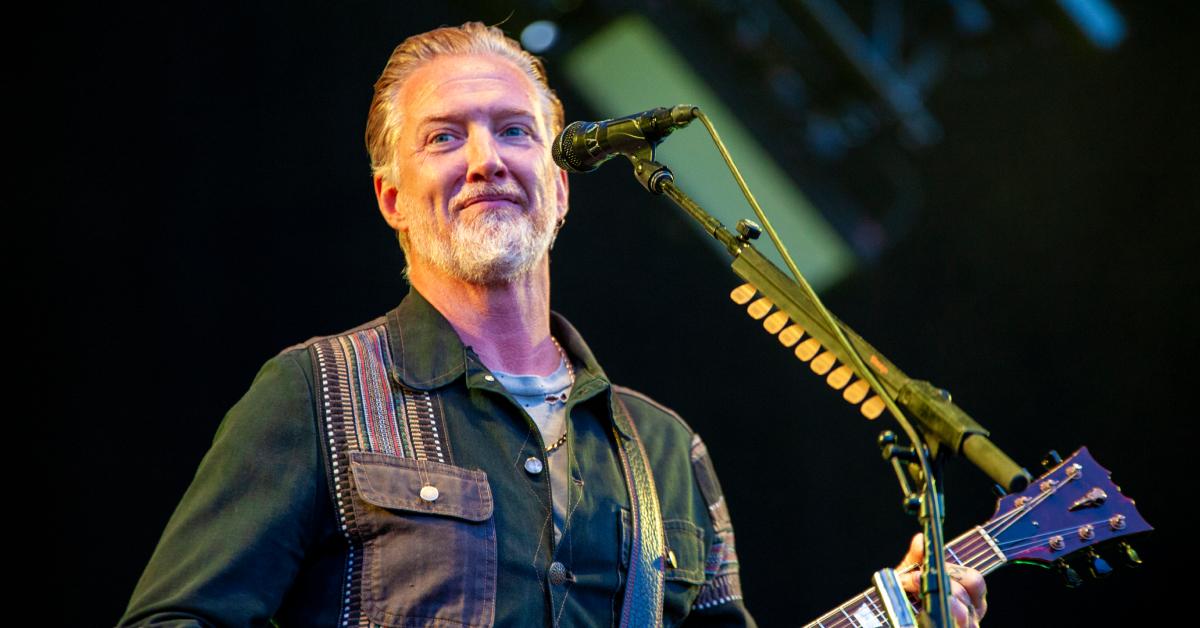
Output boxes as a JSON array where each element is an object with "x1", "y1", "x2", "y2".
[
  {"x1": 462, "y1": 195, "x2": 521, "y2": 209},
  {"x1": 456, "y1": 187, "x2": 526, "y2": 211}
]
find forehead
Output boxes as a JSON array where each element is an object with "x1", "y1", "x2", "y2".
[{"x1": 398, "y1": 53, "x2": 546, "y2": 131}]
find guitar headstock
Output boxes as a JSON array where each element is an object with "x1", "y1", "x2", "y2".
[{"x1": 985, "y1": 447, "x2": 1151, "y2": 579}]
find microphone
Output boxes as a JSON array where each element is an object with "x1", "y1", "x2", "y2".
[{"x1": 552, "y1": 105, "x2": 698, "y2": 173}]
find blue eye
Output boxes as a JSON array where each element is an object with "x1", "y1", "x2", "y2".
[
  {"x1": 430, "y1": 132, "x2": 455, "y2": 144},
  {"x1": 500, "y1": 126, "x2": 530, "y2": 137}
]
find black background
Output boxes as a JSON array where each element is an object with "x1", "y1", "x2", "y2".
[{"x1": 55, "y1": 1, "x2": 1196, "y2": 625}]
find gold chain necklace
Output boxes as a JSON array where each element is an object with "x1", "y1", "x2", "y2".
[{"x1": 544, "y1": 336, "x2": 574, "y2": 453}]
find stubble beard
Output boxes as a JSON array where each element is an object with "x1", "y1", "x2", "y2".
[{"x1": 403, "y1": 183, "x2": 559, "y2": 285}]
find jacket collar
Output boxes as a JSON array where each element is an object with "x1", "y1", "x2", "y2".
[{"x1": 385, "y1": 287, "x2": 610, "y2": 397}]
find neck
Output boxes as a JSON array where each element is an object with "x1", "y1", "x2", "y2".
[{"x1": 408, "y1": 260, "x2": 560, "y2": 376}]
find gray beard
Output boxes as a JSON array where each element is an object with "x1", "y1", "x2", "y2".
[{"x1": 406, "y1": 202, "x2": 557, "y2": 285}]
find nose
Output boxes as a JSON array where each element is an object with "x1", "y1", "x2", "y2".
[{"x1": 465, "y1": 128, "x2": 507, "y2": 183}]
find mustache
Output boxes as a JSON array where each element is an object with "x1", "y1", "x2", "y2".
[{"x1": 454, "y1": 183, "x2": 527, "y2": 210}]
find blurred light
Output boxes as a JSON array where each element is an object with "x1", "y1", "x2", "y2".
[
  {"x1": 521, "y1": 20, "x2": 559, "y2": 53},
  {"x1": 566, "y1": 15, "x2": 855, "y2": 291},
  {"x1": 947, "y1": 0, "x2": 992, "y2": 36},
  {"x1": 1056, "y1": 0, "x2": 1126, "y2": 50}
]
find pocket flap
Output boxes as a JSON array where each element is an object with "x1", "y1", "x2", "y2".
[
  {"x1": 349, "y1": 452, "x2": 493, "y2": 522},
  {"x1": 664, "y1": 519, "x2": 706, "y2": 584}
]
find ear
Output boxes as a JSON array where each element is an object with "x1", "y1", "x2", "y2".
[
  {"x1": 374, "y1": 174, "x2": 407, "y2": 233},
  {"x1": 554, "y1": 167, "x2": 569, "y2": 222}
]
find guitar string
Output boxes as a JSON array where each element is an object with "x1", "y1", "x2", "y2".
[
  {"x1": 806, "y1": 543, "x2": 1001, "y2": 628},
  {"x1": 809, "y1": 527, "x2": 1027, "y2": 628},
  {"x1": 819, "y1": 517, "x2": 1112, "y2": 628},
  {"x1": 993, "y1": 519, "x2": 1115, "y2": 555},
  {"x1": 805, "y1": 482, "x2": 1100, "y2": 628},
  {"x1": 809, "y1": 533, "x2": 999, "y2": 628},
  {"x1": 993, "y1": 518, "x2": 1113, "y2": 548}
]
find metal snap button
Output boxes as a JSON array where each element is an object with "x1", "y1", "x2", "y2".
[
  {"x1": 524, "y1": 456, "x2": 544, "y2": 475},
  {"x1": 419, "y1": 485, "x2": 440, "y2": 502},
  {"x1": 548, "y1": 561, "x2": 569, "y2": 586}
]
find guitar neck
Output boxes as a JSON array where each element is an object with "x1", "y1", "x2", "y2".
[{"x1": 803, "y1": 527, "x2": 1006, "y2": 628}]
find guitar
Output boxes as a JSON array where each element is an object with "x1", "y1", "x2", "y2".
[
  {"x1": 802, "y1": 446, "x2": 1152, "y2": 627},
  {"x1": 722, "y1": 282, "x2": 1152, "y2": 625}
]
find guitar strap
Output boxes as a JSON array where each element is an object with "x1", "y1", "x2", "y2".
[
  {"x1": 307, "y1": 320, "x2": 667, "y2": 627},
  {"x1": 307, "y1": 324, "x2": 454, "y2": 627},
  {"x1": 611, "y1": 394, "x2": 667, "y2": 627}
]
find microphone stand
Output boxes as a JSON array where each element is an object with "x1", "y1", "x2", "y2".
[{"x1": 618, "y1": 147, "x2": 1030, "y2": 627}]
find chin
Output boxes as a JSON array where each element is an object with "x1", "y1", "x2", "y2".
[{"x1": 451, "y1": 249, "x2": 549, "y2": 285}]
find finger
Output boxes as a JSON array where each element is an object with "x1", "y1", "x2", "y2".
[
  {"x1": 952, "y1": 580, "x2": 985, "y2": 628},
  {"x1": 966, "y1": 600, "x2": 980, "y2": 628},
  {"x1": 950, "y1": 597, "x2": 970, "y2": 628},
  {"x1": 950, "y1": 566, "x2": 987, "y2": 619},
  {"x1": 950, "y1": 597, "x2": 979, "y2": 628},
  {"x1": 899, "y1": 569, "x2": 920, "y2": 596},
  {"x1": 897, "y1": 533, "x2": 924, "y2": 570}
]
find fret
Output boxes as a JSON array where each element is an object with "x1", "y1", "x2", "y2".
[
  {"x1": 805, "y1": 590, "x2": 877, "y2": 628},
  {"x1": 850, "y1": 601, "x2": 885, "y2": 627},
  {"x1": 803, "y1": 447, "x2": 1151, "y2": 628},
  {"x1": 807, "y1": 530, "x2": 1010, "y2": 628},
  {"x1": 838, "y1": 603, "x2": 860, "y2": 627},
  {"x1": 864, "y1": 593, "x2": 892, "y2": 624}
]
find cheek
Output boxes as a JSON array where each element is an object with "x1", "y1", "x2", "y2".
[{"x1": 409, "y1": 165, "x2": 463, "y2": 212}]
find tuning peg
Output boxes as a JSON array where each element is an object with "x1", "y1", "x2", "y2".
[
  {"x1": 1085, "y1": 549, "x2": 1113, "y2": 578},
  {"x1": 1041, "y1": 450, "x2": 1063, "y2": 470},
  {"x1": 1056, "y1": 559, "x2": 1083, "y2": 588},
  {"x1": 1117, "y1": 542, "x2": 1143, "y2": 568}
]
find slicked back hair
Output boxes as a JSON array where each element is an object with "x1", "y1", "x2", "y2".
[{"x1": 365, "y1": 21, "x2": 565, "y2": 186}]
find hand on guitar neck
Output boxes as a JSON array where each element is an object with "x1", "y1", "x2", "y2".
[{"x1": 896, "y1": 533, "x2": 987, "y2": 628}]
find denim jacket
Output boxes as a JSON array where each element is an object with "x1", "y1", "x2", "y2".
[{"x1": 120, "y1": 289, "x2": 755, "y2": 627}]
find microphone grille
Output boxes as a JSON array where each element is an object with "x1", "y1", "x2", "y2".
[{"x1": 552, "y1": 121, "x2": 590, "y2": 173}]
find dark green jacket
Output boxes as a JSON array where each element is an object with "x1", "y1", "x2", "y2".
[{"x1": 120, "y1": 289, "x2": 755, "y2": 627}]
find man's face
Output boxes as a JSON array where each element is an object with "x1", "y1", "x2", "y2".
[{"x1": 380, "y1": 52, "x2": 568, "y2": 285}]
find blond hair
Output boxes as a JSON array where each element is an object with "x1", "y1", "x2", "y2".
[{"x1": 365, "y1": 21, "x2": 565, "y2": 184}]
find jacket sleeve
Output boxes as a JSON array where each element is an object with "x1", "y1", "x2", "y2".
[
  {"x1": 682, "y1": 433, "x2": 758, "y2": 628},
  {"x1": 118, "y1": 350, "x2": 326, "y2": 627}
]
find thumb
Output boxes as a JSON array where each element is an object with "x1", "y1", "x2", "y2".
[{"x1": 897, "y1": 533, "x2": 924, "y2": 570}]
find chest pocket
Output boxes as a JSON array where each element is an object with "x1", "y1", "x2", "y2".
[{"x1": 349, "y1": 452, "x2": 497, "y2": 627}]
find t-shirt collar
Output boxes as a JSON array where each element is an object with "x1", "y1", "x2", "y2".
[{"x1": 385, "y1": 287, "x2": 610, "y2": 395}]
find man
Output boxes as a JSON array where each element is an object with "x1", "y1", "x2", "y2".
[{"x1": 120, "y1": 22, "x2": 985, "y2": 627}]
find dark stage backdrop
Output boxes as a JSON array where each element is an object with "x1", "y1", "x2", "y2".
[{"x1": 56, "y1": 1, "x2": 1196, "y2": 625}]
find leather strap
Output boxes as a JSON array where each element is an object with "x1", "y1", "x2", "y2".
[{"x1": 611, "y1": 394, "x2": 666, "y2": 627}]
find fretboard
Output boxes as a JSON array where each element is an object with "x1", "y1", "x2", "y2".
[{"x1": 802, "y1": 527, "x2": 1006, "y2": 628}]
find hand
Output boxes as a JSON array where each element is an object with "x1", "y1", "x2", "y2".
[{"x1": 897, "y1": 533, "x2": 988, "y2": 628}]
